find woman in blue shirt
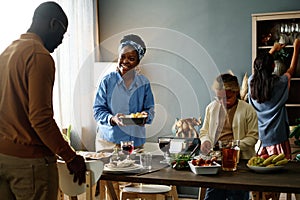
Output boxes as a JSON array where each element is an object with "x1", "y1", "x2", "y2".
[
  {"x1": 93, "y1": 34, "x2": 155, "y2": 151},
  {"x1": 248, "y1": 38, "x2": 300, "y2": 159}
]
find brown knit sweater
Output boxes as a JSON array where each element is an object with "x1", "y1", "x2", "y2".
[{"x1": 0, "y1": 33, "x2": 75, "y2": 162}]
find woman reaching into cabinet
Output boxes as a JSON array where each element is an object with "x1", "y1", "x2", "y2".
[{"x1": 248, "y1": 38, "x2": 300, "y2": 159}]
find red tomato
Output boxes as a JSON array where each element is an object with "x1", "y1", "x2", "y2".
[
  {"x1": 260, "y1": 154, "x2": 269, "y2": 159},
  {"x1": 205, "y1": 159, "x2": 212, "y2": 165},
  {"x1": 198, "y1": 158, "x2": 205, "y2": 166},
  {"x1": 211, "y1": 156, "x2": 217, "y2": 162},
  {"x1": 191, "y1": 159, "x2": 198, "y2": 166}
]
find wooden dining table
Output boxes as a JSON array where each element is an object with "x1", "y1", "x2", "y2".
[{"x1": 100, "y1": 155, "x2": 300, "y2": 199}]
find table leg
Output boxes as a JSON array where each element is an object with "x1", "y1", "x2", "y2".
[
  {"x1": 99, "y1": 180, "x2": 106, "y2": 200},
  {"x1": 106, "y1": 181, "x2": 119, "y2": 200},
  {"x1": 251, "y1": 191, "x2": 260, "y2": 200},
  {"x1": 85, "y1": 171, "x2": 92, "y2": 200}
]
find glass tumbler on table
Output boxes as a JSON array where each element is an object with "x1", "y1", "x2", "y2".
[
  {"x1": 158, "y1": 138, "x2": 171, "y2": 164},
  {"x1": 140, "y1": 152, "x2": 152, "y2": 170},
  {"x1": 219, "y1": 140, "x2": 240, "y2": 171},
  {"x1": 121, "y1": 140, "x2": 134, "y2": 160}
]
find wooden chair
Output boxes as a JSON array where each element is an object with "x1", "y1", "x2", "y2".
[
  {"x1": 57, "y1": 159, "x2": 104, "y2": 200},
  {"x1": 198, "y1": 187, "x2": 207, "y2": 200},
  {"x1": 98, "y1": 180, "x2": 120, "y2": 200},
  {"x1": 251, "y1": 191, "x2": 283, "y2": 200}
]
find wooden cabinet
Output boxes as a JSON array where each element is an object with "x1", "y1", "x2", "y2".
[
  {"x1": 252, "y1": 11, "x2": 300, "y2": 126},
  {"x1": 252, "y1": 11, "x2": 300, "y2": 158}
]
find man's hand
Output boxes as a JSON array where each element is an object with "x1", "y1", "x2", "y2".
[
  {"x1": 66, "y1": 155, "x2": 87, "y2": 185},
  {"x1": 200, "y1": 141, "x2": 212, "y2": 155}
]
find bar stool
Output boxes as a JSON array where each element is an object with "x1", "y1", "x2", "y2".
[
  {"x1": 57, "y1": 159, "x2": 104, "y2": 200},
  {"x1": 120, "y1": 184, "x2": 178, "y2": 200}
]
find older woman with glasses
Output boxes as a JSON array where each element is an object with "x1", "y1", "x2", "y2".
[{"x1": 199, "y1": 73, "x2": 258, "y2": 200}]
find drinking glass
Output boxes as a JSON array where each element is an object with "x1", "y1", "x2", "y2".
[
  {"x1": 121, "y1": 140, "x2": 134, "y2": 160},
  {"x1": 219, "y1": 140, "x2": 240, "y2": 171},
  {"x1": 140, "y1": 152, "x2": 152, "y2": 170},
  {"x1": 158, "y1": 138, "x2": 171, "y2": 164}
]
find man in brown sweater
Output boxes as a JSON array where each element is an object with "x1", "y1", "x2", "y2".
[{"x1": 0, "y1": 2, "x2": 86, "y2": 199}]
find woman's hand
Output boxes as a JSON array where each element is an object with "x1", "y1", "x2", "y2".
[
  {"x1": 110, "y1": 113, "x2": 125, "y2": 126},
  {"x1": 200, "y1": 141, "x2": 212, "y2": 155},
  {"x1": 294, "y1": 38, "x2": 300, "y2": 50},
  {"x1": 140, "y1": 111, "x2": 148, "y2": 126},
  {"x1": 269, "y1": 42, "x2": 285, "y2": 55}
]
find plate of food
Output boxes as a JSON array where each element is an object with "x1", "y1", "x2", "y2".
[
  {"x1": 247, "y1": 154, "x2": 288, "y2": 173},
  {"x1": 194, "y1": 151, "x2": 221, "y2": 162},
  {"x1": 170, "y1": 154, "x2": 192, "y2": 170},
  {"x1": 76, "y1": 151, "x2": 112, "y2": 160},
  {"x1": 246, "y1": 164, "x2": 284, "y2": 173},
  {"x1": 119, "y1": 113, "x2": 147, "y2": 125},
  {"x1": 105, "y1": 164, "x2": 142, "y2": 171},
  {"x1": 104, "y1": 161, "x2": 143, "y2": 173},
  {"x1": 188, "y1": 160, "x2": 221, "y2": 175}
]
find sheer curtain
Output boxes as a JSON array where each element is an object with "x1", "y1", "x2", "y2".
[
  {"x1": 0, "y1": 0, "x2": 98, "y2": 151},
  {"x1": 53, "y1": 0, "x2": 98, "y2": 151}
]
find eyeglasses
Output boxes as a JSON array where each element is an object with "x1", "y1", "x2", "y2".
[
  {"x1": 214, "y1": 95, "x2": 235, "y2": 102},
  {"x1": 53, "y1": 18, "x2": 67, "y2": 32}
]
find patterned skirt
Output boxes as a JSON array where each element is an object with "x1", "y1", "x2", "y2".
[{"x1": 257, "y1": 139, "x2": 291, "y2": 159}]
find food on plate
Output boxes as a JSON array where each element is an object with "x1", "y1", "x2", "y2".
[
  {"x1": 119, "y1": 112, "x2": 147, "y2": 125},
  {"x1": 247, "y1": 153, "x2": 288, "y2": 167},
  {"x1": 126, "y1": 112, "x2": 146, "y2": 118},
  {"x1": 262, "y1": 155, "x2": 277, "y2": 166},
  {"x1": 247, "y1": 156, "x2": 265, "y2": 166},
  {"x1": 274, "y1": 158, "x2": 289, "y2": 166},
  {"x1": 119, "y1": 112, "x2": 146, "y2": 119},
  {"x1": 106, "y1": 159, "x2": 136, "y2": 168},
  {"x1": 84, "y1": 152, "x2": 107, "y2": 159},
  {"x1": 260, "y1": 154, "x2": 270, "y2": 159},
  {"x1": 76, "y1": 151, "x2": 111, "y2": 160},
  {"x1": 271, "y1": 153, "x2": 286, "y2": 164},
  {"x1": 207, "y1": 150, "x2": 222, "y2": 160},
  {"x1": 191, "y1": 156, "x2": 218, "y2": 167},
  {"x1": 171, "y1": 154, "x2": 191, "y2": 170},
  {"x1": 188, "y1": 160, "x2": 221, "y2": 175}
]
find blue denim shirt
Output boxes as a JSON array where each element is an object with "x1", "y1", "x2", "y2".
[
  {"x1": 248, "y1": 74, "x2": 289, "y2": 146},
  {"x1": 93, "y1": 71, "x2": 155, "y2": 147}
]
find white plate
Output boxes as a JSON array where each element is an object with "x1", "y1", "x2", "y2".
[
  {"x1": 77, "y1": 151, "x2": 112, "y2": 160},
  {"x1": 247, "y1": 164, "x2": 284, "y2": 173},
  {"x1": 188, "y1": 161, "x2": 221, "y2": 175},
  {"x1": 122, "y1": 184, "x2": 171, "y2": 193},
  {"x1": 104, "y1": 164, "x2": 143, "y2": 172}
]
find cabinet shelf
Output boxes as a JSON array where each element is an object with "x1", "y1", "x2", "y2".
[
  {"x1": 286, "y1": 104, "x2": 300, "y2": 107},
  {"x1": 252, "y1": 10, "x2": 300, "y2": 126},
  {"x1": 258, "y1": 45, "x2": 293, "y2": 49}
]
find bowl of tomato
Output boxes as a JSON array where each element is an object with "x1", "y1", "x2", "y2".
[{"x1": 188, "y1": 157, "x2": 221, "y2": 175}]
